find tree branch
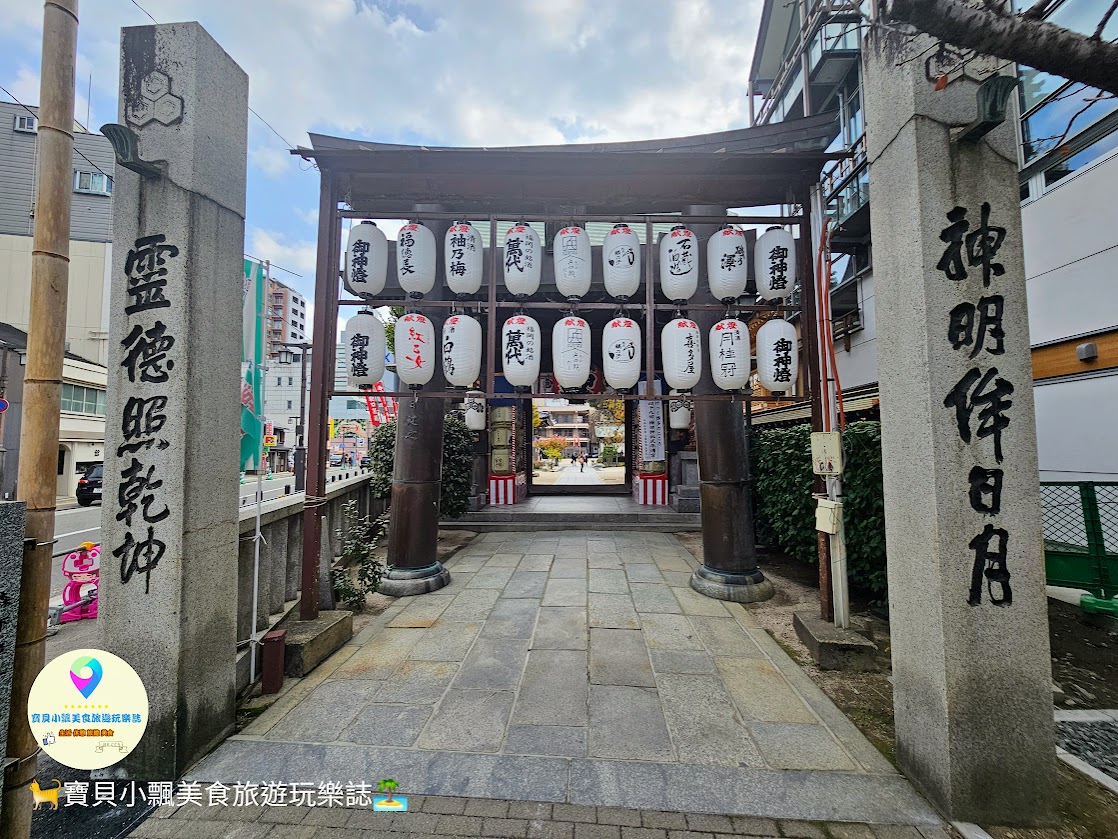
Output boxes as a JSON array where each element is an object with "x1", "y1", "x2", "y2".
[
  {"x1": 1094, "y1": 0, "x2": 1118, "y2": 39},
  {"x1": 884, "y1": 0, "x2": 1118, "y2": 97},
  {"x1": 1021, "y1": 0, "x2": 1057, "y2": 20}
]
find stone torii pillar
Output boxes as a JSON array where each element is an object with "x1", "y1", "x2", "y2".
[
  {"x1": 382, "y1": 205, "x2": 451, "y2": 595},
  {"x1": 686, "y1": 205, "x2": 774, "y2": 603},
  {"x1": 863, "y1": 33, "x2": 1055, "y2": 823},
  {"x1": 99, "y1": 22, "x2": 246, "y2": 778}
]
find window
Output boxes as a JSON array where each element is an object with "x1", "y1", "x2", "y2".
[
  {"x1": 60, "y1": 382, "x2": 106, "y2": 416},
  {"x1": 13, "y1": 114, "x2": 36, "y2": 133},
  {"x1": 1043, "y1": 129, "x2": 1118, "y2": 186},
  {"x1": 346, "y1": 399, "x2": 362, "y2": 409},
  {"x1": 276, "y1": 376, "x2": 282, "y2": 386},
  {"x1": 287, "y1": 400, "x2": 293, "y2": 410},
  {"x1": 73, "y1": 170, "x2": 113, "y2": 195},
  {"x1": 1022, "y1": 84, "x2": 1118, "y2": 163},
  {"x1": 288, "y1": 377, "x2": 293, "y2": 386}
]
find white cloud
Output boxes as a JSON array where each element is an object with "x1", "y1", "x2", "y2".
[
  {"x1": 54, "y1": 0, "x2": 762, "y2": 176},
  {"x1": 249, "y1": 227, "x2": 317, "y2": 275}
]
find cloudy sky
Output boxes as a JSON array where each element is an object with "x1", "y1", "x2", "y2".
[{"x1": 0, "y1": 0, "x2": 763, "y2": 319}]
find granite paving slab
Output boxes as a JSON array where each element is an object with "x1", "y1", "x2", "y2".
[
  {"x1": 466, "y1": 567, "x2": 517, "y2": 590},
  {"x1": 688, "y1": 615, "x2": 765, "y2": 657},
  {"x1": 518, "y1": 554, "x2": 554, "y2": 572},
  {"x1": 453, "y1": 638, "x2": 530, "y2": 690},
  {"x1": 502, "y1": 570, "x2": 548, "y2": 599},
  {"x1": 440, "y1": 588, "x2": 501, "y2": 622},
  {"x1": 588, "y1": 685, "x2": 674, "y2": 761},
  {"x1": 417, "y1": 689, "x2": 515, "y2": 753},
  {"x1": 588, "y1": 568, "x2": 629, "y2": 593},
  {"x1": 629, "y1": 582, "x2": 684, "y2": 614},
  {"x1": 512, "y1": 650, "x2": 589, "y2": 726},
  {"x1": 639, "y1": 612, "x2": 704, "y2": 650},
  {"x1": 341, "y1": 703, "x2": 432, "y2": 747},
  {"x1": 504, "y1": 725, "x2": 588, "y2": 757},
  {"x1": 542, "y1": 577, "x2": 587, "y2": 607},
  {"x1": 265, "y1": 680, "x2": 380, "y2": 742},
  {"x1": 331, "y1": 628, "x2": 426, "y2": 680},
  {"x1": 656, "y1": 674, "x2": 764, "y2": 767},
  {"x1": 532, "y1": 606, "x2": 588, "y2": 650},
  {"x1": 649, "y1": 649, "x2": 717, "y2": 674},
  {"x1": 588, "y1": 592, "x2": 640, "y2": 629},
  {"x1": 748, "y1": 722, "x2": 857, "y2": 771},
  {"x1": 589, "y1": 628, "x2": 655, "y2": 687},
  {"x1": 375, "y1": 660, "x2": 459, "y2": 704},
  {"x1": 716, "y1": 657, "x2": 817, "y2": 724},
  {"x1": 480, "y1": 598, "x2": 540, "y2": 639}
]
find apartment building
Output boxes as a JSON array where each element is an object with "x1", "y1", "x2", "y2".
[{"x1": 747, "y1": 0, "x2": 1118, "y2": 480}]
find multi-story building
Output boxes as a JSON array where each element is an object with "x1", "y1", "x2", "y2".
[
  {"x1": 748, "y1": 0, "x2": 1118, "y2": 480},
  {"x1": 0, "y1": 100, "x2": 116, "y2": 366},
  {"x1": 261, "y1": 350, "x2": 313, "y2": 472},
  {"x1": 266, "y1": 278, "x2": 309, "y2": 359},
  {"x1": 0, "y1": 101, "x2": 114, "y2": 499},
  {"x1": 535, "y1": 401, "x2": 593, "y2": 457}
]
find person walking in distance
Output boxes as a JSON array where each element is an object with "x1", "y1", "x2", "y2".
[{"x1": 579, "y1": 453, "x2": 586, "y2": 473}]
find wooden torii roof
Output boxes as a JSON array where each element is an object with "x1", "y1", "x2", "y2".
[{"x1": 293, "y1": 112, "x2": 841, "y2": 214}]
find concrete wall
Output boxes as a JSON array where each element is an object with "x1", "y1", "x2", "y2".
[
  {"x1": 0, "y1": 234, "x2": 112, "y2": 364},
  {"x1": 832, "y1": 271, "x2": 879, "y2": 390},
  {"x1": 1034, "y1": 371, "x2": 1118, "y2": 482}
]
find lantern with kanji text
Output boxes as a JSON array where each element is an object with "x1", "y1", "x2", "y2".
[
  {"x1": 502, "y1": 314, "x2": 541, "y2": 387},
  {"x1": 345, "y1": 310, "x2": 386, "y2": 390},
  {"x1": 442, "y1": 313, "x2": 482, "y2": 388},
  {"x1": 397, "y1": 222, "x2": 437, "y2": 298},
  {"x1": 445, "y1": 221, "x2": 483, "y2": 297},
  {"x1": 554, "y1": 225, "x2": 592, "y2": 301},
  {"x1": 552, "y1": 315, "x2": 591, "y2": 390},
  {"x1": 659, "y1": 225, "x2": 697, "y2": 303},
  {"x1": 345, "y1": 220, "x2": 387, "y2": 297},
  {"x1": 668, "y1": 390, "x2": 691, "y2": 430},
  {"x1": 503, "y1": 222, "x2": 541, "y2": 297},
  {"x1": 756, "y1": 317, "x2": 798, "y2": 391},
  {"x1": 464, "y1": 390, "x2": 486, "y2": 431},
  {"x1": 709, "y1": 318, "x2": 750, "y2": 391},
  {"x1": 661, "y1": 318, "x2": 702, "y2": 391},
  {"x1": 395, "y1": 312, "x2": 435, "y2": 388},
  {"x1": 603, "y1": 223, "x2": 641, "y2": 300},
  {"x1": 602, "y1": 316, "x2": 641, "y2": 391},
  {"x1": 707, "y1": 225, "x2": 748, "y2": 302},
  {"x1": 755, "y1": 226, "x2": 796, "y2": 301}
]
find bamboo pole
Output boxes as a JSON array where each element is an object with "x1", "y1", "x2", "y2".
[{"x1": 2, "y1": 2, "x2": 78, "y2": 837}]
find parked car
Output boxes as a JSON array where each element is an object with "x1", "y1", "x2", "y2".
[
  {"x1": 76, "y1": 463, "x2": 103, "y2": 507},
  {"x1": 329, "y1": 453, "x2": 344, "y2": 467},
  {"x1": 360, "y1": 455, "x2": 372, "y2": 468}
]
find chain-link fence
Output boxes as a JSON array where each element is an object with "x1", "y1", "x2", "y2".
[{"x1": 1040, "y1": 482, "x2": 1118, "y2": 600}]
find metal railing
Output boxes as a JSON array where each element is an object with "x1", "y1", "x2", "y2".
[{"x1": 1040, "y1": 481, "x2": 1118, "y2": 612}]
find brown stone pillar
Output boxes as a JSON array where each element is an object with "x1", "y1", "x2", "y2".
[
  {"x1": 382, "y1": 204, "x2": 451, "y2": 595},
  {"x1": 687, "y1": 205, "x2": 774, "y2": 602}
]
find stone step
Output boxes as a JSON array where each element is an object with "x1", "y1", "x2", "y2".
[
  {"x1": 669, "y1": 495, "x2": 701, "y2": 514},
  {"x1": 674, "y1": 485, "x2": 701, "y2": 499},
  {"x1": 441, "y1": 510, "x2": 701, "y2": 532}
]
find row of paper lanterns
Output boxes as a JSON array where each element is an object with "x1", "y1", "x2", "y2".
[
  {"x1": 345, "y1": 220, "x2": 797, "y2": 304},
  {"x1": 345, "y1": 310, "x2": 799, "y2": 394}
]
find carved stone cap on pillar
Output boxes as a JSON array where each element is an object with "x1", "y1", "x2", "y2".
[{"x1": 120, "y1": 22, "x2": 248, "y2": 217}]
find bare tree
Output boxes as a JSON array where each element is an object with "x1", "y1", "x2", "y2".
[{"x1": 883, "y1": 0, "x2": 1118, "y2": 96}]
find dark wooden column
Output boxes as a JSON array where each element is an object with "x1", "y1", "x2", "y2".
[
  {"x1": 381, "y1": 204, "x2": 451, "y2": 595},
  {"x1": 299, "y1": 174, "x2": 341, "y2": 620},
  {"x1": 687, "y1": 204, "x2": 774, "y2": 603}
]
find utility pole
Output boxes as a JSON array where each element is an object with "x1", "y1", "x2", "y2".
[{"x1": 3, "y1": 2, "x2": 78, "y2": 837}]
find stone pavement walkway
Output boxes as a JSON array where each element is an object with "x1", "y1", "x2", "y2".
[
  {"x1": 186, "y1": 531, "x2": 944, "y2": 830},
  {"x1": 555, "y1": 463, "x2": 605, "y2": 486}
]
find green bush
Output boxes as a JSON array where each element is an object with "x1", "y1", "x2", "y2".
[
  {"x1": 751, "y1": 420, "x2": 888, "y2": 597},
  {"x1": 600, "y1": 443, "x2": 619, "y2": 465},
  {"x1": 332, "y1": 499, "x2": 387, "y2": 610},
  {"x1": 368, "y1": 415, "x2": 475, "y2": 519}
]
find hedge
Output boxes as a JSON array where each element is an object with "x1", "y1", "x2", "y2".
[
  {"x1": 368, "y1": 415, "x2": 475, "y2": 519},
  {"x1": 751, "y1": 420, "x2": 888, "y2": 596}
]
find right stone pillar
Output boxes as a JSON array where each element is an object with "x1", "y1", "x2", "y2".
[{"x1": 863, "y1": 35, "x2": 1055, "y2": 823}]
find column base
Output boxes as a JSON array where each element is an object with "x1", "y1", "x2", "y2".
[
  {"x1": 690, "y1": 564, "x2": 775, "y2": 603},
  {"x1": 378, "y1": 562, "x2": 451, "y2": 596}
]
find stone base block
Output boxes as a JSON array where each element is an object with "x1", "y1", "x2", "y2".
[
  {"x1": 282, "y1": 610, "x2": 353, "y2": 677},
  {"x1": 690, "y1": 565, "x2": 775, "y2": 603},
  {"x1": 793, "y1": 609, "x2": 878, "y2": 672},
  {"x1": 378, "y1": 563, "x2": 451, "y2": 597},
  {"x1": 670, "y1": 495, "x2": 701, "y2": 514},
  {"x1": 674, "y1": 485, "x2": 700, "y2": 499}
]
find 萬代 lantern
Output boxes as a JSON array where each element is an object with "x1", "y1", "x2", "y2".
[
  {"x1": 503, "y1": 222, "x2": 541, "y2": 298},
  {"x1": 502, "y1": 314, "x2": 541, "y2": 387}
]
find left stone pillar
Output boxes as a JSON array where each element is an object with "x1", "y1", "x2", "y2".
[{"x1": 100, "y1": 22, "x2": 247, "y2": 778}]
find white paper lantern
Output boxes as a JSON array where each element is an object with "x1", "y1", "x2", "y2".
[
  {"x1": 661, "y1": 318, "x2": 702, "y2": 391},
  {"x1": 668, "y1": 390, "x2": 692, "y2": 430},
  {"x1": 756, "y1": 318, "x2": 799, "y2": 392},
  {"x1": 552, "y1": 315, "x2": 591, "y2": 390},
  {"x1": 755, "y1": 227, "x2": 796, "y2": 301},
  {"x1": 446, "y1": 221, "x2": 483, "y2": 297},
  {"x1": 345, "y1": 221, "x2": 387, "y2": 297},
  {"x1": 442, "y1": 313, "x2": 482, "y2": 388},
  {"x1": 397, "y1": 222, "x2": 437, "y2": 298},
  {"x1": 707, "y1": 225, "x2": 748, "y2": 302},
  {"x1": 602, "y1": 315, "x2": 641, "y2": 391},
  {"x1": 394, "y1": 312, "x2": 435, "y2": 388},
  {"x1": 345, "y1": 310, "x2": 386, "y2": 390},
  {"x1": 659, "y1": 225, "x2": 697, "y2": 303},
  {"x1": 603, "y1": 223, "x2": 641, "y2": 300},
  {"x1": 554, "y1": 225, "x2": 592, "y2": 301},
  {"x1": 709, "y1": 318, "x2": 751, "y2": 391},
  {"x1": 464, "y1": 390, "x2": 486, "y2": 431},
  {"x1": 502, "y1": 314, "x2": 541, "y2": 387},
  {"x1": 503, "y1": 223, "x2": 541, "y2": 297}
]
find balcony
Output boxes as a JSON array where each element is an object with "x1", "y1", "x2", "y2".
[{"x1": 807, "y1": 21, "x2": 859, "y2": 87}]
